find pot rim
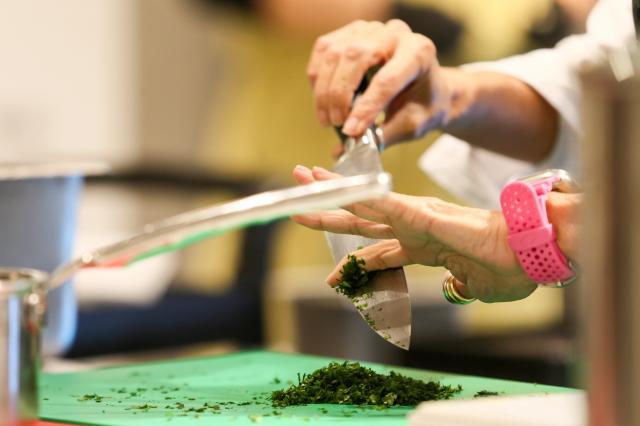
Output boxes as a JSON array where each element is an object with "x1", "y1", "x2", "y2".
[
  {"x1": 0, "y1": 268, "x2": 48, "y2": 296},
  {"x1": 0, "y1": 161, "x2": 109, "y2": 181}
]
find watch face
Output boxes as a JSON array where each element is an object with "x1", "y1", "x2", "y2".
[
  {"x1": 517, "y1": 169, "x2": 580, "y2": 193},
  {"x1": 538, "y1": 275, "x2": 577, "y2": 288}
]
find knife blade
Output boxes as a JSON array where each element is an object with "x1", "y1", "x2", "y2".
[
  {"x1": 326, "y1": 81, "x2": 412, "y2": 349},
  {"x1": 48, "y1": 173, "x2": 392, "y2": 289}
]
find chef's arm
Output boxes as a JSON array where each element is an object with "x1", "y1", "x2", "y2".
[
  {"x1": 441, "y1": 68, "x2": 559, "y2": 163},
  {"x1": 309, "y1": 21, "x2": 563, "y2": 163}
]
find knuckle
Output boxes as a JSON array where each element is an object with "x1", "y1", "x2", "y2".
[
  {"x1": 410, "y1": 35, "x2": 437, "y2": 63},
  {"x1": 443, "y1": 256, "x2": 465, "y2": 280},
  {"x1": 370, "y1": 255, "x2": 389, "y2": 271},
  {"x1": 375, "y1": 72, "x2": 398, "y2": 89},
  {"x1": 351, "y1": 221, "x2": 365, "y2": 236},
  {"x1": 351, "y1": 19, "x2": 367, "y2": 28},
  {"x1": 411, "y1": 33, "x2": 436, "y2": 52},
  {"x1": 315, "y1": 87, "x2": 329, "y2": 108},
  {"x1": 377, "y1": 245, "x2": 397, "y2": 269},
  {"x1": 344, "y1": 44, "x2": 367, "y2": 60},
  {"x1": 328, "y1": 86, "x2": 343, "y2": 99},
  {"x1": 353, "y1": 97, "x2": 378, "y2": 119},
  {"x1": 325, "y1": 47, "x2": 342, "y2": 63},
  {"x1": 367, "y1": 21, "x2": 385, "y2": 31},
  {"x1": 314, "y1": 36, "x2": 331, "y2": 51},
  {"x1": 345, "y1": 19, "x2": 367, "y2": 33},
  {"x1": 386, "y1": 19, "x2": 411, "y2": 33},
  {"x1": 306, "y1": 66, "x2": 318, "y2": 81},
  {"x1": 371, "y1": 74, "x2": 399, "y2": 101},
  {"x1": 328, "y1": 85, "x2": 350, "y2": 104},
  {"x1": 407, "y1": 112, "x2": 427, "y2": 131}
]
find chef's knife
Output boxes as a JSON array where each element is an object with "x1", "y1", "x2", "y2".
[
  {"x1": 48, "y1": 173, "x2": 392, "y2": 289},
  {"x1": 326, "y1": 70, "x2": 411, "y2": 350}
]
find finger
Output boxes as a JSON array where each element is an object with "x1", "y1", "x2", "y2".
[
  {"x1": 307, "y1": 36, "x2": 331, "y2": 89},
  {"x1": 381, "y1": 64, "x2": 450, "y2": 144},
  {"x1": 326, "y1": 239, "x2": 411, "y2": 286},
  {"x1": 313, "y1": 48, "x2": 341, "y2": 126},
  {"x1": 331, "y1": 144, "x2": 344, "y2": 159},
  {"x1": 313, "y1": 21, "x2": 370, "y2": 126},
  {"x1": 443, "y1": 270, "x2": 474, "y2": 300},
  {"x1": 310, "y1": 167, "x2": 391, "y2": 224},
  {"x1": 291, "y1": 210, "x2": 394, "y2": 239},
  {"x1": 326, "y1": 22, "x2": 393, "y2": 125},
  {"x1": 344, "y1": 33, "x2": 436, "y2": 136},
  {"x1": 292, "y1": 164, "x2": 315, "y2": 185},
  {"x1": 347, "y1": 191, "x2": 410, "y2": 224},
  {"x1": 307, "y1": 22, "x2": 366, "y2": 88},
  {"x1": 380, "y1": 101, "x2": 433, "y2": 146},
  {"x1": 327, "y1": 47, "x2": 377, "y2": 125},
  {"x1": 293, "y1": 165, "x2": 392, "y2": 225}
]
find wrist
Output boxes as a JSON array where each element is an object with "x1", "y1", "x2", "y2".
[
  {"x1": 500, "y1": 171, "x2": 578, "y2": 286},
  {"x1": 438, "y1": 67, "x2": 477, "y2": 132}
]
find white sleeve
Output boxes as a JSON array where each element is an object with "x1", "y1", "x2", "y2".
[{"x1": 419, "y1": 0, "x2": 635, "y2": 209}]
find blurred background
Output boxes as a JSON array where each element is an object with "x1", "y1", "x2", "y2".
[{"x1": 0, "y1": 0, "x2": 596, "y2": 385}]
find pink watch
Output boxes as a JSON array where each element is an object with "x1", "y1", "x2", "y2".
[{"x1": 500, "y1": 169, "x2": 579, "y2": 288}]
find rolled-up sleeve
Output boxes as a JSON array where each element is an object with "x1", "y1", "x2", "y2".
[{"x1": 419, "y1": 0, "x2": 634, "y2": 208}]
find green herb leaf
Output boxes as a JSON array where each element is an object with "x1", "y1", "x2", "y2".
[
  {"x1": 335, "y1": 254, "x2": 377, "y2": 299},
  {"x1": 474, "y1": 390, "x2": 500, "y2": 398}
]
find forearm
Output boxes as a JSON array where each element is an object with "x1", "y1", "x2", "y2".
[{"x1": 441, "y1": 68, "x2": 559, "y2": 163}]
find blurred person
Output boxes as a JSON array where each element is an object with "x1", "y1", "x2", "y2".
[
  {"x1": 296, "y1": 0, "x2": 635, "y2": 302},
  {"x1": 554, "y1": 0, "x2": 600, "y2": 31},
  {"x1": 307, "y1": 0, "x2": 634, "y2": 208}
]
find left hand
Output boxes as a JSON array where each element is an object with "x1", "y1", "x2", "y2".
[
  {"x1": 292, "y1": 165, "x2": 538, "y2": 303},
  {"x1": 307, "y1": 20, "x2": 455, "y2": 148}
]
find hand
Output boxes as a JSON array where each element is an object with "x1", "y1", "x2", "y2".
[
  {"x1": 292, "y1": 165, "x2": 538, "y2": 303},
  {"x1": 307, "y1": 20, "x2": 460, "y2": 149},
  {"x1": 307, "y1": 20, "x2": 559, "y2": 162}
]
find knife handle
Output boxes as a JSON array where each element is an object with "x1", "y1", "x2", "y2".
[{"x1": 334, "y1": 66, "x2": 381, "y2": 143}]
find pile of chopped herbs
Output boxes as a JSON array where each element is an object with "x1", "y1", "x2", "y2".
[
  {"x1": 270, "y1": 361, "x2": 462, "y2": 408},
  {"x1": 335, "y1": 254, "x2": 378, "y2": 298}
]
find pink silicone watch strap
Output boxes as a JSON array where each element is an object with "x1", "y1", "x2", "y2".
[{"x1": 500, "y1": 177, "x2": 574, "y2": 284}]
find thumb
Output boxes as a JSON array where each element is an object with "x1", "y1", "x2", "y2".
[{"x1": 380, "y1": 103, "x2": 442, "y2": 149}]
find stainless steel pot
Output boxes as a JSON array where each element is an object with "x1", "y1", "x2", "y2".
[
  {"x1": 0, "y1": 162, "x2": 107, "y2": 356},
  {"x1": 0, "y1": 268, "x2": 47, "y2": 425},
  {"x1": 0, "y1": 162, "x2": 106, "y2": 425}
]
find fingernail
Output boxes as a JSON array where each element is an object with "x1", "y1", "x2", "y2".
[
  {"x1": 317, "y1": 110, "x2": 329, "y2": 126},
  {"x1": 342, "y1": 117, "x2": 360, "y2": 135},
  {"x1": 326, "y1": 274, "x2": 338, "y2": 287},
  {"x1": 294, "y1": 164, "x2": 309, "y2": 172}
]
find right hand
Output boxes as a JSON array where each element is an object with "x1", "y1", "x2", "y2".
[
  {"x1": 307, "y1": 19, "x2": 457, "y2": 149},
  {"x1": 292, "y1": 165, "x2": 539, "y2": 303}
]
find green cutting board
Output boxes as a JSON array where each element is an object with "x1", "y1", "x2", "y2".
[{"x1": 40, "y1": 350, "x2": 571, "y2": 425}]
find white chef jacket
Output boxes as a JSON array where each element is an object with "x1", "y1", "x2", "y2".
[{"x1": 419, "y1": 0, "x2": 636, "y2": 208}]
